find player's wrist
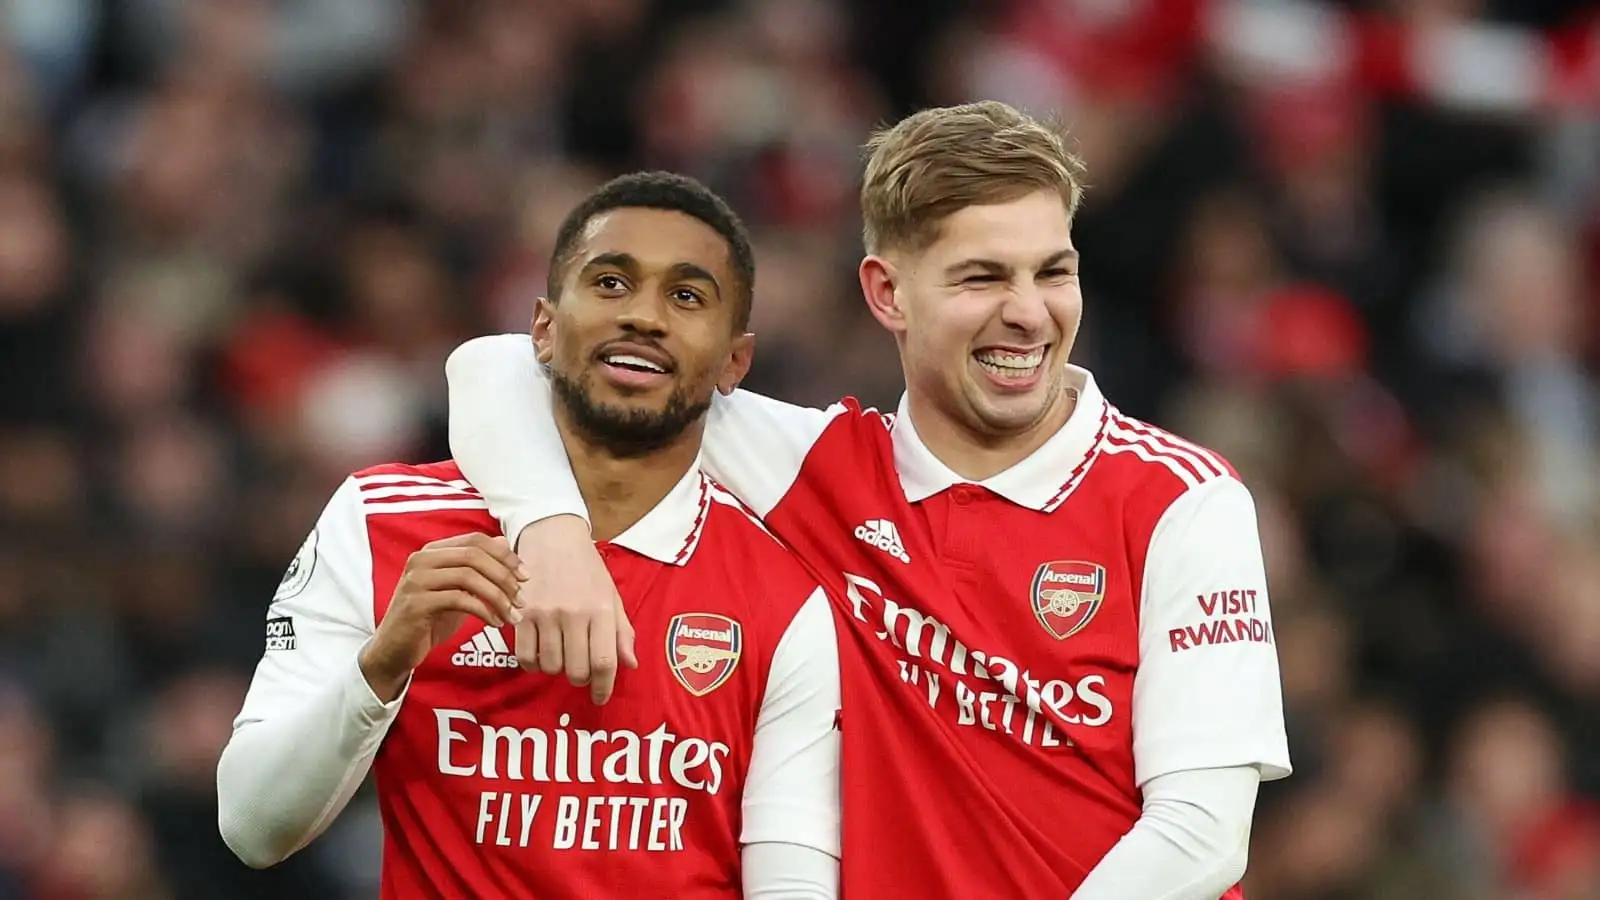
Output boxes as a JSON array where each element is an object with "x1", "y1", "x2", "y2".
[
  {"x1": 358, "y1": 639, "x2": 412, "y2": 703},
  {"x1": 514, "y1": 514, "x2": 592, "y2": 561}
]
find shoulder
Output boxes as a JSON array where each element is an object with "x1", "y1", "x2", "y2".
[
  {"x1": 699, "y1": 479, "x2": 803, "y2": 569},
  {"x1": 1090, "y1": 408, "x2": 1246, "y2": 530},
  {"x1": 1097, "y1": 407, "x2": 1237, "y2": 493},
  {"x1": 830, "y1": 396, "x2": 895, "y2": 433},
  {"x1": 783, "y1": 397, "x2": 895, "y2": 469},
  {"x1": 347, "y1": 460, "x2": 497, "y2": 533},
  {"x1": 696, "y1": 479, "x2": 821, "y2": 618}
]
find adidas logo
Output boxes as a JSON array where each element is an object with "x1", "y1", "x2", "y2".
[
  {"x1": 451, "y1": 627, "x2": 520, "y2": 669},
  {"x1": 854, "y1": 518, "x2": 910, "y2": 564}
]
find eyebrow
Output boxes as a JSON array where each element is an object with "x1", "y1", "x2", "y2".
[
  {"x1": 580, "y1": 252, "x2": 639, "y2": 275},
  {"x1": 943, "y1": 248, "x2": 1079, "y2": 280},
  {"x1": 667, "y1": 261, "x2": 722, "y2": 299},
  {"x1": 579, "y1": 254, "x2": 723, "y2": 299}
]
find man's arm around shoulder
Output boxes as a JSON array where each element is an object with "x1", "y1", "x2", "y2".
[{"x1": 445, "y1": 334, "x2": 843, "y2": 702}]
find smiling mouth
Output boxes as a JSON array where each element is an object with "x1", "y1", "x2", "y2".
[
  {"x1": 601, "y1": 352, "x2": 670, "y2": 374},
  {"x1": 973, "y1": 346, "x2": 1047, "y2": 379}
]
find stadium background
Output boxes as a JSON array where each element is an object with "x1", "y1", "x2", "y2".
[{"x1": 1, "y1": 0, "x2": 1598, "y2": 897}]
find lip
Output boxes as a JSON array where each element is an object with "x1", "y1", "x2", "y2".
[
  {"x1": 593, "y1": 340, "x2": 676, "y2": 392},
  {"x1": 973, "y1": 343, "x2": 1050, "y2": 356},
  {"x1": 595, "y1": 340, "x2": 676, "y2": 374}
]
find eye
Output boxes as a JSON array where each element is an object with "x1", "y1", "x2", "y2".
[
  {"x1": 962, "y1": 274, "x2": 1003, "y2": 286},
  {"x1": 594, "y1": 274, "x2": 628, "y2": 293},
  {"x1": 670, "y1": 287, "x2": 706, "y2": 305},
  {"x1": 1038, "y1": 267, "x2": 1077, "y2": 282}
]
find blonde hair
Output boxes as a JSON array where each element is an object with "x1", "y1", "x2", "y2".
[{"x1": 860, "y1": 100, "x2": 1088, "y2": 255}]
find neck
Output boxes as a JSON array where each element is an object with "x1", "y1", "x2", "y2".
[
  {"x1": 555, "y1": 412, "x2": 703, "y2": 543},
  {"x1": 904, "y1": 386, "x2": 1077, "y2": 482}
]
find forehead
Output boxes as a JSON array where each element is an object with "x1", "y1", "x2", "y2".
[
  {"x1": 576, "y1": 208, "x2": 732, "y2": 275},
  {"x1": 918, "y1": 190, "x2": 1074, "y2": 265}
]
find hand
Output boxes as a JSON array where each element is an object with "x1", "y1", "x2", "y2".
[
  {"x1": 513, "y1": 515, "x2": 639, "y2": 704},
  {"x1": 360, "y1": 533, "x2": 528, "y2": 701}
]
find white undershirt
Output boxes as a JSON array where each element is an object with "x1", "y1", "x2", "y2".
[
  {"x1": 1071, "y1": 766, "x2": 1260, "y2": 900},
  {"x1": 743, "y1": 842, "x2": 840, "y2": 899}
]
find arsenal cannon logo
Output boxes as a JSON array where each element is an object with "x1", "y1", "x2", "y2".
[
  {"x1": 1030, "y1": 560, "x2": 1105, "y2": 640},
  {"x1": 666, "y1": 613, "x2": 743, "y2": 696}
]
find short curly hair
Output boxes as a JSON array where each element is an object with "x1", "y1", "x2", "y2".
[{"x1": 547, "y1": 171, "x2": 755, "y2": 330}]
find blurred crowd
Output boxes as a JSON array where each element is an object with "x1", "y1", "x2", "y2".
[{"x1": 1, "y1": 0, "x2": 1597, "y2": 898}]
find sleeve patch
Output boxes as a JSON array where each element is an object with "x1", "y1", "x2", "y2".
[
  {"x1": 274, "y1": 528, "x2": 319, "y2": 601},
  {"x1": 264, "y1": 616, "x2": 297, "y2": 651}
]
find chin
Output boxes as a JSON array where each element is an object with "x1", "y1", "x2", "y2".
[{"x1": 969, "y1": 388, "x2": 1060, "y2": 434}]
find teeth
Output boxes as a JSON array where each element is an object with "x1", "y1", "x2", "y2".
[
  {"x1": 975, "y1": 348, "x2": 1045, "y2": 376},
  {"x1": 604, "y1": 354, "x2": 666, "y2": 373}
]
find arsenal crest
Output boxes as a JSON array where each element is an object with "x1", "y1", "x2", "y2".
[
  {"x1": 666, "y1": 613, "x2": 743, "y2": 696},
  {"x1": 1030, "y1": 561, "x2": 1105, "y2": 640}
]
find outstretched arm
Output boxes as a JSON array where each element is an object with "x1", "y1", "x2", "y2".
[
  {"x1": 446, "y1": 334, "x2": 591, "y2": 541},
  {"x1": 444, "y1": 334, "x2": 840, "y2": 702},
  {"x1": 446, "y1": 334, "x2": 839, "y2": 521}
]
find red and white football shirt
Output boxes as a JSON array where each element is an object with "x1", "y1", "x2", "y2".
[
  {"x1": 224, "y1": 460, "x2": 840, "y2": 900},
  {"x1": 467, "y1": 344, "x2": 1292, "y2": 899}
]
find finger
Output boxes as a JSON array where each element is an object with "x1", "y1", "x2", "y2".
[
  {"x1": 429, "y1": 533, "x2": 532, "y2": 582},
  {"x1": 615, "y1": 598, "x2": 639, "y2": 670},
  {"x1": 515, "y1": 617, "x2": 540, "y2": 672},
  {"x1": 414, "y1": 566, "x2": 517, "y2": 625},
  {"x1": 472, "y1": 533, "x2": 534, "y2": 582},
  {"x1": 417, "y1": 550, "x2": 523, "y2": 618},
  {"x1": 455, "y1": 548, "x2": 525, "y2": 617},
  {"x1": 430, "y1": 589, "x2": 504, "y2": 630},
  {"x1": 588, "y1": 606, "x2": 620, "y2": 704},
  {"x1": 535, "y1": 610, "x2": 564, "y2": 676},
  {"x1": 562, "y1": 612, "x2": 592, "y2": 688}
]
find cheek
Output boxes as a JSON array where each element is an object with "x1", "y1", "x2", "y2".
[
  {"x1": 906, "y1": 315, "x2": 975, "y2": 382},
  {"x1": 1052, "y1": 288, "x2": 1084, "y2": 328}
]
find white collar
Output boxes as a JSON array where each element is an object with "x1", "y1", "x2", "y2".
[
  {"x1": 606, "y1": 459, "x2": 713, "y2": 566},
  {"x1": 892, "y1": 365, "x2": 1109, "y2": 510}
]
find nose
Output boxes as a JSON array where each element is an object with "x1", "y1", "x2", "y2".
[
  {"x1": 999, "y1": 281, "x2": 1051, "y2": 335},
  {"x1": 615, "y1": 285, "x2": 669, "y2": 336}
]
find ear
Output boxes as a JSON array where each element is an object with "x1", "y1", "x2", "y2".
[
  {"x1": 531, "y1": 298, "x2": 557, "y2": 364},
  {"x1": 717, "y1": 332, "x2": 755, "y2": 395},
  {"x1": 859, "y1": 255, "x2": 906, "y2": 335}
]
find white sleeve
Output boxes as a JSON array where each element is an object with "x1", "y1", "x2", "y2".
[
  {"x1": 741, "y1": 841, "x2": 840, "y2": 900},
  {"x1": 741, "y1": 589, "x2": 841, "y2": 857},
  {"x1": 1070, "y1": 766, "x2": 1260, "y2": 900},
  {"x1": 701, "y1": 391, "x2": 839, "y2": 517},
  {"x1": 1132, "y1": 477, "x2": 1292, "y2": 785},
  {"x1": 216, "y1": 478, "x2": 407, "y2": 868},
  {"x1": 445, "y1": 334, "x2": 592, "y2": 539},
  {"x1": 445, "y1": 334, "x2": 839, "y2": 527}
]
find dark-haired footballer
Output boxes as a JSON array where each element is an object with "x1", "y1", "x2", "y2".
[{"x1": 218, "y1": 173, "x2": 842, "y2": 900}]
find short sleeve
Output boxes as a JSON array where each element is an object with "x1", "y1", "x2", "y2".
[
  {"x1": 1131, "y1": 478, "x2": 1292, "y2": 786},
  {"x1": 741, "y1": 588, "x2": 842, "y2": 857}
]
